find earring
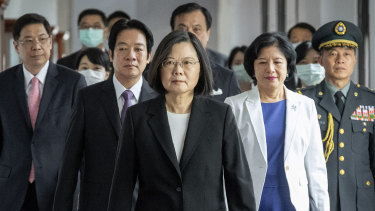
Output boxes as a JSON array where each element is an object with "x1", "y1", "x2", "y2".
[{"x1": 286, "y1": 73, "x2": 289, "y2": 77}]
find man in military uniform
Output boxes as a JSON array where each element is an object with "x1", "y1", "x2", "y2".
[{"x1": 300, "y1": 20, "x2": 375, "y2": 211}]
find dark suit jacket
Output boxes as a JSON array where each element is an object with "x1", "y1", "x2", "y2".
[
  {"x1": 0, "y1": 63, "x2": 86, "y2": 211},
  {"x1": 301, "y1": 81, "x2": 375, "y2": 211},
  {"x1": 206, "y1": 48, "x2": 228, "y2": 67},
  {"x1": 53, "y1": 77, "x2": 157, "y2": 211},
  {"x1": 210, "y1": 61, "x2": 240, "y2": 102},
  {"x1": 57, "y1": 50, "x2": 81, "y2": 70},
  {"x1": 108, "y1": 95, "x2": 256, "y2": 211}
]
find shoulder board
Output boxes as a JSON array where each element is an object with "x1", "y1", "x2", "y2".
[{"x1": 356, "y1": 84, "x2": 375, "y2": 94}]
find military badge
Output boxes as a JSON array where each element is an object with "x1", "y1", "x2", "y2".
[
  {"x1": 351, "y1": 105, "x2": 375, "y2": 121},
  {"x1": 335, "y1": 22, "x2": 346, "y2": 35}
]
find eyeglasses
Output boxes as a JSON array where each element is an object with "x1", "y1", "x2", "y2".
[
  {"x1": 79, "y1": 24, "x2": 104, "y2": 30},
  {"x1": 18, "y1": 36, "x2": 50, "y2": 46},
  {"x1": 162, "y1": 59, "x2": 200, "y2": 70}
]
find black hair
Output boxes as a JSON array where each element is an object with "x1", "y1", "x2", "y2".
[
  {"x1": 75, "y1": 47, "x2": 111, "y2": 72},
  {"x1": 170, "y1": 2, "x2": 212, "y2": 30},
  {"x1": 244, "y1": 32, "x2": 296, "y2": 83},
  {"x1": 295, "y1": 41, "x2": 314, "y2": 63},
  {"x1": 13, "y1": 13, "x2": 51, "y2": 41},
  {"x1": 108, "y1": 19, "x2": 154, "y2": 58},
  {"x1": 78, "y1": 9, "x2": 107, "y2": 26},
  {"x1": 107, "y1": 11, "x2": 131, "y2": 23},
  {"x1": 148, "y1": 30, "x2": 213, "y2": 96},
  {"x1": 287, "y1": 22, "x2": 316, "y2": 39},
  {"x1": 227, "y1": 45, "x2": 247, "y2": 69}
]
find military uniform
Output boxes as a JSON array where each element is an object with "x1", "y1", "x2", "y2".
[
  {"x1": 300, "y1": 81, "x2": 375, "y2": 211},
  {"x1": 299, "y1": 20, "x2": 375, "y2": 211}
]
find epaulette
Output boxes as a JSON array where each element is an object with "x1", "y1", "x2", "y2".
[
  {"x1": 356, "y1": 84, "x2": 375, "y2": 94},
  {"x1": 296, "y1": 85, "x2": 316, "y2": 95}
]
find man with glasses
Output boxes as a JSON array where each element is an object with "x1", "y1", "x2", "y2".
[
  {"x1": 57, "y1": 9, "x2": 107, "y2": 70},
  {"x1": 0, "y1": 13, "x2": 86, "y2": 211}
]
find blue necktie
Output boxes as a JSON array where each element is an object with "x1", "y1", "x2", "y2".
[{"x1": 120, "y1": 90, "x2": 134, "y2": 124}]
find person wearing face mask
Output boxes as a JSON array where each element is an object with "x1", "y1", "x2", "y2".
[
  {"x1": 285, "y1": 22, "x2": 316, "y2": 91},
  {"x1": 76, "y1": 47, "x2": 111, "y2": 86},
  {"x1": 227, "y1": 45, "x2": 252, "y2": 92},
  {"x1": 295, "y1": 41, "x2": 325, "y2": 87},
  {"x1": 57, "y1": 9, "x2": 107, "y2": 70}
]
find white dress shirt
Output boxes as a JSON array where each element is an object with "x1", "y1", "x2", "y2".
[
  {"x1": 23, "y1": 60, "x2": 49, "y2": 100},
  {"x1": 167, "y1": 111, "x2": 190, "y2": 162},
  {"x1": 113, "y1": 74, "x2": 143, "y2": 116}
]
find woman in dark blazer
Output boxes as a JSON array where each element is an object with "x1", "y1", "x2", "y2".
[{"x1": 108, "y1": 30, "x2": 256, "y2": 211}]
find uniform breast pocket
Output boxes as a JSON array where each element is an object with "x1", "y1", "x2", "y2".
[{"x1": 351, "y1": 120, "x2": 373, "y2": 153}]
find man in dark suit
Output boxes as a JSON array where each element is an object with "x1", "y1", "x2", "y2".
[
  {"x1": 170, "y1": 2, "x2": 240, "y2": 102},
  {"x1": 300, "y1": 20, "x2": 375, "y2": 211},
  {"x1": 53, "y1": 19, "x2": 157, "y2": 211},
  {"x1": 0, "y1": 14, "x2": 86, "y2": 211},
  {"x1": 57, "y1": 9, "x2": 107, "y2": 70}
]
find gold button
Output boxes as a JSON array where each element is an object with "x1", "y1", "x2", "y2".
[
  {"x1": 357, "y1": 84, "x2": 361, "y2": 87},
  {"x1": 363, "y1": 128, "x2": 367, "y2": 132},
  {"x1": 285, "y1": 166, "x2": 289, "y2": 171},
  {"x1": 363, "y1": 122, "x2": 367, "y2": 126},
  {"x1": 339, "y1": 142, "x2": 345, "y2": 148},
  {"x1": 339, "y1": 128, "x2": 344, "y2": 134},
  {"x1": 366, "y1": 181, "x2": 371, "y2": 186},
  {"x1": 340, "y1": 169, "x2": 345, "y2": 175},
  {"x1": 318, "y1": 114, "x2": 322, "y2": 119},
  {"x1": 339, "y1": 156, "x2": 344, "y2": 161},
  {"x1": 354, "y1": 92, "x2": 358, "y2": 97},
  {"x1": 318, "y1": 91, "x2": 323, "y2": 96}
]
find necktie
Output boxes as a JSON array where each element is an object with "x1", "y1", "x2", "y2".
[
  {"x1": 335, "y1": 91, "x2": 345, "y2": 116},
  {"x1": 120, "y1": 90, "x2": 134, "y2": 124},
  {"x1": 28, "y1": 76, "x2": 40, "y2": 183}
]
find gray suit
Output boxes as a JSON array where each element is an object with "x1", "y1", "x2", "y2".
[
  {"x1": 53, "y1": 76, "x2": 157, "y2": 211},
  {"x1": 0, "y1": 63, "x2": 86, "y2": 211}
]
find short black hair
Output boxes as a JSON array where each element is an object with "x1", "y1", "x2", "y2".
[
  {"x1": 77, "y1": 9, "x2": 107, "y2": 26},
  {"x1": 244, "y1": 32, "x2": 296, "y2": 83},
  {"x1": 227, "y1": 45, "x2": 247, "y2": 69},
  {"x1": 75, "y1": 47, "x2": 111, "y2": 72},
  {"x1": 108, "y1": 19, "x2": 154, "y2": 58},
  {"x1": 170, "y1": 2, "x2": 212, "y2": 30},
  {"x1": 107, "y1": 11, "x2": 131, "y2": 23},
  {"x1": 13, "y1": 13, "x2": 51, "y2": 41},
  {"x1": 148, "y1": 30, "x2": 213, "y2": 96},
  {"x1": 295, "y1": 41, "x2": 314, "y2": 63},
  {"x1": 287, "y1": 22, "x2": 316, "y2": 39}
]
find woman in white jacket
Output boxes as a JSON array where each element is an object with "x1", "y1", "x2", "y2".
[{"x1": 225, "y1": 32, "x2": 329, "y2": 211}]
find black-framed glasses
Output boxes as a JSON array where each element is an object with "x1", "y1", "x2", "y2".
[{"x1": 162, "y1": 59, "x2": 200, "y2": 70}]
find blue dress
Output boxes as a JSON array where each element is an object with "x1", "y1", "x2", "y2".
[{"x1": 259, "y1": 100, "x2": 295, "y2": 211}]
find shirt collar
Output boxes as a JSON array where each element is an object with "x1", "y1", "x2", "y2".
[
  {"x1": 324, "y1": 78, "x2": 351, "y2": 98},
  {"x1": 113, "y1": 74, "x2": 143, "y2": 101},
  {"x1": 23, "y1": 60, "x2": 49, "y2": 87}
]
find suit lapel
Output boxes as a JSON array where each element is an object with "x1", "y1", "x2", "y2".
[
  {"x1": 13, "y1": 65, "x2": 32, "y2": 129},
  {"x1": 341, "y1": 82, "x2": 358, "y2": 120},
  {"x1": 284, "y1": 88, "x2": 301, "y2": 160},
  {"x1": 318, "y1": 82, "x2": 341, "y2": 122},
  {"x1": 246, "y1": 87, "x2": 267, "y2": 162},
  {"x1": 100, "y1": 78, "x2": 121, "y2": 138},
  {"x1": 179, "y1": 97, "x2": 210, "y2": 171},
  {"x1": 147, "y1": 96, "x2": 181, "y2": 177},
  {"x1": 35, "y1": 63, "x2": 58, "y2": 127},
  {"x1": 138, "y1": 78, "x2": 156, "y2": 102}
]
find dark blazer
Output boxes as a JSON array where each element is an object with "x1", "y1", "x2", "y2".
[
  {"x1": 0, "y1": 63, "x2": 86, "y2": 211},
  {"x1": 108, "y1": 95, "x2": 256, "y2": 211},
  {"x1": 210, "y1": 61, "x2": 240, "y2": 102},
  {"x1": 57, "y1": 50, "x2": 81, "y2": 70},
  {"x1": 206, "y1": 48, "x2": 228, "y2": 67},
  {"x1": 53, "y1": 77, "x2": 157, "y2": 211},
  {"x1": 301, "y1": 81, "x2": 375, "y2": 211}
]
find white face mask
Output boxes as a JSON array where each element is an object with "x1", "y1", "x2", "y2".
[
  {"x1": 296, "y1": 64, "x2": 325, "y2": 86},
  {"x1": 79, "y1": 69, "x2": 106, "y2": 86},
  {"x1": 292, "y1": 42, "x2": 302, "y2": 49},
  {"x1": 232, "y1": 64, "x2": 252, "y2": 83}
]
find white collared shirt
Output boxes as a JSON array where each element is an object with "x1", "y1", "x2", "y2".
[
  {"x1": 23, "y1": 60, "x2": 49, "y2": 101},
  {"x1": 113, "y1": 74, "x2": 143, "y2": 116}
]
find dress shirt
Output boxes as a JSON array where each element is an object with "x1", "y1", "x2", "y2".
[
  {"x1": 325, "y1": 79, "x2": 350, "y2": 104},
  {"x1": 113, "y1": 74, "x2": 143, "y2": 116},
  {"x1": 23, "y1": 60, "x2": 49, "y2": 100}
]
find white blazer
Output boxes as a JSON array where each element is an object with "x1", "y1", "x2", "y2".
[{"x1": 225, "y1": 86, "x2": 329, "y2": 211}]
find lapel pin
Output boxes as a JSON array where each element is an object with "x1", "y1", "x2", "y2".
[{"x1": 291, "y1": 105, "x2": 296, "y2": 111}]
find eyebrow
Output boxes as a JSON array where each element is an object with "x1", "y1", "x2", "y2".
[
  {"x1": 117, "y1": 42, "x2": 145, "y2": 47},
  {"x1": 21, "y1": 33, "x2": 49, "y2": 39}
]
